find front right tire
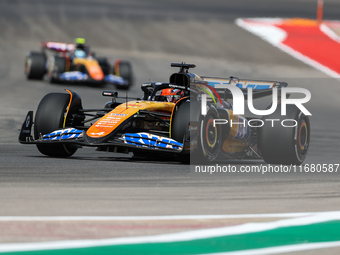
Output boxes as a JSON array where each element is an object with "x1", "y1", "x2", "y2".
[
  {"x1": 47, "y1": 56, "x2": 66, "y2": 83},
  {"x1": 96, "y1": 57, "x2": 111, "y2": 75},
  {"x1": 114, "y1": 60, "x2": 133, "y2": 89},
  {"x1": 34, "y1": 93, "x2": 78, "y2": 157},
  {"x1": 198, "y1": 106, "x2": 222, "y2": 162},
  {"x1": 171, "y1": 101, "x2": 222, "y2": 163}
]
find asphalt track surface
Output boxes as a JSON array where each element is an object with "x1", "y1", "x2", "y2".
[{"x1": 0, "y1": 0, "x2": 340, "y2": 243}]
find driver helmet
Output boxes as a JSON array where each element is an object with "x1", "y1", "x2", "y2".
[
  {"x1": 160, "y1": 88, "x2": 184, "y2": 102},
  {"x1": 75, "y1": 37, "x2": 87, "y2": 49},
  {"x1": 74, "y1": 49, "x2": 87, "y2": 58},
  {"x1": 73, "y1": 38, "x2": 89, "y2": 57}
]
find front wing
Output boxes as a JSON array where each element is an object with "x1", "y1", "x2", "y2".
[{"x1": 19, "y1": 111, "x2": 183, "y2": 153}]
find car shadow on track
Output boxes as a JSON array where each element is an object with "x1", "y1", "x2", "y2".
[
  {"x1": 27, "y1": 155, "x2": 184, "y2": 165},
  {"x1": 27, "y1": 155, "x2": 264, "y2": 166}
]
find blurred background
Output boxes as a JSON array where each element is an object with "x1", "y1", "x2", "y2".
[
  {"x1": 0, "y1": 0, "x2": 339, "y2": 219},
  {"x1": 1, "y1": 0, "x2": 339, "y2": 132}
]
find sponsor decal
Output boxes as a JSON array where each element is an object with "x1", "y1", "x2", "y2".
[
  {"x1": 110, "y1": 113, "x2": 128, "y2": 116},
  {"x1": 207, "y1": 80, "x2": 273, "y2": 90},
  {"x1": 46, "y1": 42, "x2": 74, "y2": 52},
  {"x1": 89, "y1": 131, "x2": 105, "y2": 136},
  {"x1": 25, "y1": 115, "x2": 30, "y2": 128}
]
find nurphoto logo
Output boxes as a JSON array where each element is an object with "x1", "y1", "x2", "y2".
[{"x1": 201, "y1": 85, "x2": 311, "y2": 128}]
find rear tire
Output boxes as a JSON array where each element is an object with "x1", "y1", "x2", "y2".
[
  {"x1": 25, "y1": 51, "x2": 46, "y2": 80},
  {"x1": 259, "y1": 105, "x2": 310, "y2": 165},
  {"x1": 114, "y1": 60, "x2": 133, "y2": 89},
  {"x1": 34, "y1": 93, "x2": 77, "y2": 157}
]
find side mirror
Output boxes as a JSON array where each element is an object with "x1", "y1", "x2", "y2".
[{"x1": 102, "y1": 91, "x2": 118, "y2": 98}]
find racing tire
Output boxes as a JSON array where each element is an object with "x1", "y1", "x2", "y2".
[
  {"x1": 25, "y1": 51, "x2": 46, "y2": 80},
  {"x1": 170, "y1": 100, "x2": 190, "y2": 163},
  {"x1": 48, "y1": 56, "x2": 66, "y2": 83},
  {"x1": 34, "y1": 93, "x2": 77, "y2": 157},
  {"x1": 258, "y1": 104, "x2": 310, "y2": 165},
  {"x1": 114, "y1": 60, "x2": 133, "y2": 90},
  {"x1": 96, "y1": 57, "x2": 111, "y2": 76},
  {"x1": 171, "y1": 101, "x2": 190, "y2": 143},
  {"x1": 171, "y1": 101, "x2": 222, "y2": 163},
  {"x1": 196, "y1": 106, "x2": 222, "y2": 162}
]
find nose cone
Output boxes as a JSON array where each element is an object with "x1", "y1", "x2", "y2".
[{"x1": 88, "y1": 63, "x2": 104, "y2": 80}]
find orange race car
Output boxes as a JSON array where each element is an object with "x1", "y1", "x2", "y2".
[
  {"x1": 24, "y1": 38, "x2": 133, "y2": 89},
  {"x1": 19, "y1": 63, "x2": 310, "y2": 165}
]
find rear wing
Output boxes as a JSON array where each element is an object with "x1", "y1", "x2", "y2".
[
  {"x1": 201, "y1": 76, "x2": 287, "y2": 100},
  {"x1": 41, "y1": 41, "x2": 75, "y2": 53}
]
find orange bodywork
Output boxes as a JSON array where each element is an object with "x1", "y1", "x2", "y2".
[
  {"x1": 73, "y1": 58, "x2": 104, "y2": 80},
  {"x1": 86, "y1": 101, "x2": 174, "y2": 138}
]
